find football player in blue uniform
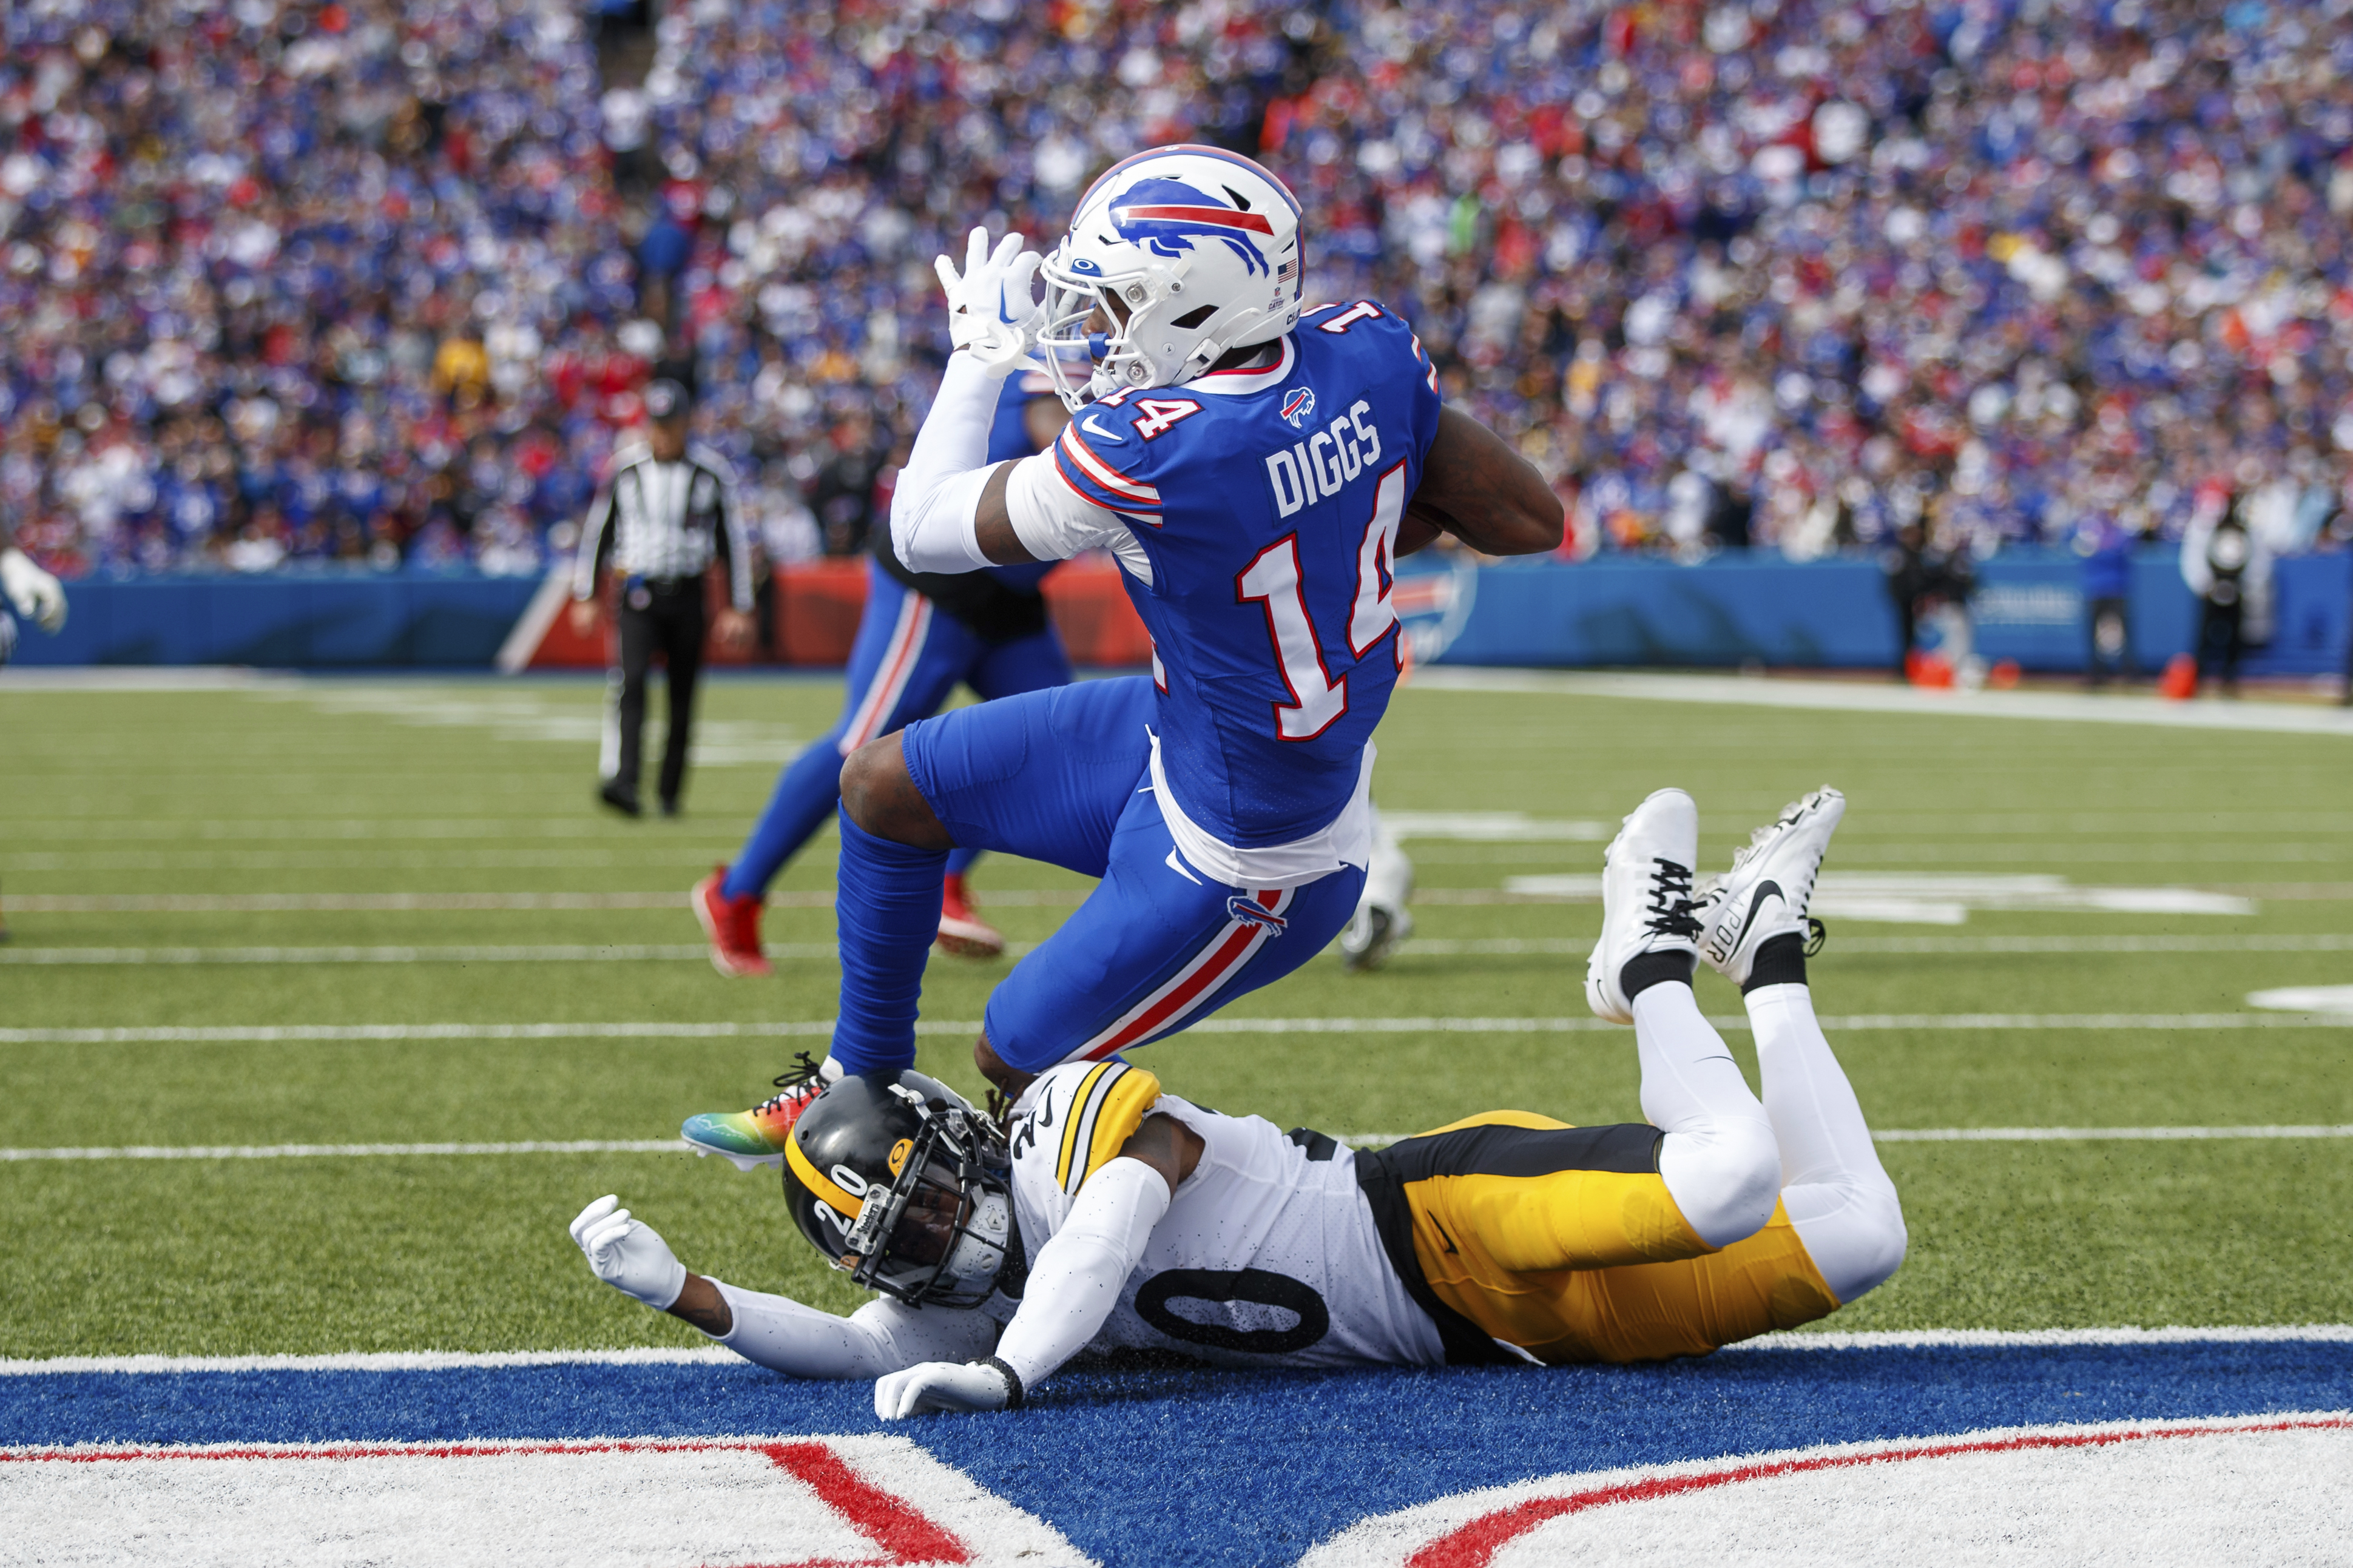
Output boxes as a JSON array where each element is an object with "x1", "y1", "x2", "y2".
[
  {"x1": 692, "y1": 373, "x2": 1073, "y2": 976},
  {"x1": 573, "y1": 789, "x2": 1906, "y2": 1411},
  {"x1": 679, "y1": 146, "x2": 1560, "y2": 1166}
]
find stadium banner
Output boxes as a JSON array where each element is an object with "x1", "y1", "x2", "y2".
[{"x1": 10, "y1": 550, "x2": 2346, "y2": 676}]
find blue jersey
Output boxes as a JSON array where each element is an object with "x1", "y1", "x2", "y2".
[
  {"x1": 1050, "y1": 301, "x2": 1443, "y2": 846},
  {"x1": 987, "y1": 371, "x2": 1062, "y2": 594}
]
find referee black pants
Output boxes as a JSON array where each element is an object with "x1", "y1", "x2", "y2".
[{"x1": 605, "y1": 578, "x2": 705, "y2": 807}]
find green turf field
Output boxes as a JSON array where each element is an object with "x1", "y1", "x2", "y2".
[{"x1": 3, "y1": 672, "x2": 2349, "y2": 1359}]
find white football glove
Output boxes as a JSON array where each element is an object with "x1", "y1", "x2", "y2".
[
  {"x1": 874, "y1": 1358, "x2": 1022, "y2": 1420},
  {"x1": 568, "y1": 1194, "x2": 688, "y2": 1311},
  {"x1": 0, "y1": 548, "x2": 66, "y2": 633},
  {"x1": 934, "y1": 227, "x2": 1042, "y2": 372}
]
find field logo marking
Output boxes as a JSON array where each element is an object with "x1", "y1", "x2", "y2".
[
  {"x1": 0, "y1": 1433, "x2": 1094, "y2": 1567},
  {"x1": 1298, "y1": 1412, "x2": 2353, "y2": 1567}
]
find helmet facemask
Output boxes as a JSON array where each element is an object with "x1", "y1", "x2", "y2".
[
  {"x1": 1038, "y1": 252, "x2": 1217, "y2": 412},
  {"x1": 828, "y1": 1086, "x2": 1014, "y2": 1309}
]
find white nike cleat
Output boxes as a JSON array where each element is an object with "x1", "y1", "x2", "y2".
[
  {"x1": 1698, "y1": 786, "x2": 1845, "y2": 986},
  {"x1": 1339, "y1": 900, "x2": 1414, "y2": 971},
  {"x1": 1584, "y1": 787, "x2": 1703, "y2": 1025}
]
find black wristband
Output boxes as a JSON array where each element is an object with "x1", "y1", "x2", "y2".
[{"x1": 978, "y1": 1355, "x2": 1026, "y2": 1410}]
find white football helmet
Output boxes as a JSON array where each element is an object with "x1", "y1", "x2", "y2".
[{"x1": 1038, "y1": 144, "x2": 1305, "y2": 410}]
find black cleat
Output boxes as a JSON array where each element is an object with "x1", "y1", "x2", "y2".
[{"x1": 598, "y1": 781, "x2": 643, "y2": 818}]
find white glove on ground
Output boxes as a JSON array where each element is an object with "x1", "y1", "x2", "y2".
[
  {"x1": 569, "y1": 1194, "x2": 687, "y2": 1310},
  {"x1": 874, "y1": 1358, "x2": 1022, "y2": 1419},
  {"x1": 0, "y1": 548, "x2": 66, "y2": 633},
  {"x1": 936, "y1": 227, "x2": 1042, "y2": 372}
]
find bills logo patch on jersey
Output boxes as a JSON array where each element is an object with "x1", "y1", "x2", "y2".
[
  {"x1": 1226, "y1": 894, "x2": 1289, "y2": 934},
  {"x1": 1280, "y1": 388, "x2": 1317, "y2": 429},
  {"x1": 1109, "y1": 178, "x2": 1276, "y2": 274}
]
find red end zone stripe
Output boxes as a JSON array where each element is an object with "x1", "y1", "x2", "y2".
[
  {"x1": 1115, "y1": 204, "x2": 1275, "y2": 234},
  {"x1": 763, "y1": 1441, "x2": 970, "y2": 1565},
  {"x1": 1404, "y1": 1415, "x2": 2353, "y2": 1568}
]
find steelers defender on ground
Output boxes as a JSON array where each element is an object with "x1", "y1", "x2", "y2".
[{"x1": 570, "y1": 787, "x2": 1905, "y2": 1413}]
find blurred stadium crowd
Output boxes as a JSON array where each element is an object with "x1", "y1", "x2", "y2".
[{"x1": 6, "y1": 0, "x2": 2353, "y2": 579}]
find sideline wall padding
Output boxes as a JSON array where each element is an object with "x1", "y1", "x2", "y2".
[
  {"x1": 1434, "y1": 548, "x2": 2351, "y2": 678},
  {"x1": 13, "y1": 549, "x2": 2348, "y2": 676},
  {"x1": 12, "y1": 574, "x2": 542, "y2": 668}
]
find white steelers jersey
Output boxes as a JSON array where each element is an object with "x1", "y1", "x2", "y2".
[{"x1": 1003, "y1": 1059, "x2": 1444, "y2": 1370}]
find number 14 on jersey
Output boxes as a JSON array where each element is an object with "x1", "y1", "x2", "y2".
[{"x1": 1236, "y1": 460, "x2": 1408, "y2": 741}]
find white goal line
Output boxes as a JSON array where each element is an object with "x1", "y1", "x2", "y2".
[
  {"x1": 8, "y1": 1012, "x2": 2353, "y2": 1046},
  {"x1": 6, "y1": 1125, "x2": 2349, "y2": 1162}
]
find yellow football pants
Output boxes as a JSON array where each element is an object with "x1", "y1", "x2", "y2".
[{"x1": 1397, "y1": 1112, "x2": 1840, "y2": 1364}]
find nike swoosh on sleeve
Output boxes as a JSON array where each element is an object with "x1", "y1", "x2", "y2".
[{"x1": 1081, "y1": 416, "x2": 1122, "y2": 442}]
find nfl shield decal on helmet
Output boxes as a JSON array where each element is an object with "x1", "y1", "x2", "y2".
[{"x1": 1281, "y1": 388, "x2": 1317, "y2": 428}]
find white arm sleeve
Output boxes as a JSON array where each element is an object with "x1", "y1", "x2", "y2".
[
  {"x1": 891, "y1": 352, "x2": 1009, "y2": 574},
  {"x1": 712, "y1": 1280, "x2": 999, "y2": 1379},
  {"x1": 1004, "y1": 454, "x2": 1154, "y2": 585},
  {"x1": 991, "y1": 1156, "x2": 1172, "y2": 1390}
]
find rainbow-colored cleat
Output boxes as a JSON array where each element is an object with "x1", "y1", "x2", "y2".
[{"x1": 680, "y1": 1053, "x2": 837, "y2": 1171}]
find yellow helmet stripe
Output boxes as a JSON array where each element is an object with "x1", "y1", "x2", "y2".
[{"x1": 785, "y1": 1132, "x2": 866, "y2": 1219}]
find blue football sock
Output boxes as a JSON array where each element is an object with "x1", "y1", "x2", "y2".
[
  {"x1": 831, "y1": 815, "x2": 948, "y2": 1074},
  {"x1": 723, "y1": 739, "x2": 849, "y2": 902}
]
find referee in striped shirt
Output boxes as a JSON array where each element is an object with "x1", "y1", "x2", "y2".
[{"x1": 570, "y1": 379, "x2": 755, "y2": 818}]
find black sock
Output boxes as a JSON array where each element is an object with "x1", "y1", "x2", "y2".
[
  {"x1": 1741, "y1": 933, "x2": 1808, "y2": 994},
  {"x1": 1621, "y1": 949, "x2": 1695, "y2": 1003}
]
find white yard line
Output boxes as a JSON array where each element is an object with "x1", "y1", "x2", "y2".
[
  {"x1": 1334, "y1": 1126, "x2": 2353, "y2": 1148},
  {"x1": 2, "y1": 889, "x2": 1085, "y2": 913},
  {"x1": 10, "y1": 1125, "x2": 2348, "y2": 1165},
  {"x1": 5, "y1": 1328, "x2": 2348, "y2": 1376},
  {"x1": 0, "y1": 933, "x2": 2277, "y2": 960},
  {"x1": 0, "y1": 1347, "x2": 743, "y2": 1375},
  {"x1": 10, "y1": 1012, "x2": 2353, "y2": 1046},
  {"x1": 0, "y1": 1140, "x2": 685, "y2": 1162},
  {"x1": 1, "y1": 944, "x2": 748, "y2": 966},
  {"x1": 1413, "y1": 667, "x2": 2353, "y2": 737},
  {"x1": 12, "y1": 933, "x2": 2353, "y2": 966}
]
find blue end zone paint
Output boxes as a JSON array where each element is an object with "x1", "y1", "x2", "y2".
[{"x1": 7, "y1": 1345, "x2": 2350, "y2": 1564}]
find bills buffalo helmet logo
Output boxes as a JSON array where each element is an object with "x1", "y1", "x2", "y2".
[
  {"x1": 1107, "y1": 178, "x2": 1276, "y2": 275},
  {"x1": 1280, "y1": 388, "x2": 1317, "y2": 428},
  {"x1": 1226, "y1": 894, "x2": 1289, "y2": 934}
]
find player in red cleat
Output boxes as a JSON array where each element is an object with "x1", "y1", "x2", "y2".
[
  {"x1": 934, "y1": 871, "x2": 1005, "y2": 960},
  {"x1": 693, "y1": 864, "x2": 772, "y2": 978}
]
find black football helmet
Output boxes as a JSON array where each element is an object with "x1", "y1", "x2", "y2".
[{"x1": 780, "y1": 1069, "x2": 1019, "y2": 1309}]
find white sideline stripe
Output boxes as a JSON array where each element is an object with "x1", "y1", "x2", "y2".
[
  {"x1": 0, "y1": 1140, "x2": 686, "y2": 1162},
  {"x1": 7, "y1": 1327, "x2": 2349, "y2": 1378},
  {"x1": 1729, "y1": 1325, "x2": 2353, "y2": 1350},
  {"x1": 1413, "y1": 667, "x2": 2353, "y2": 737},
  {"x1": 13, "y1": 1125, "x2": 2348, "y2": 1164},
  {"x1": 12, "y1": 1012, "x2": 2353, "y2": 1046}
]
